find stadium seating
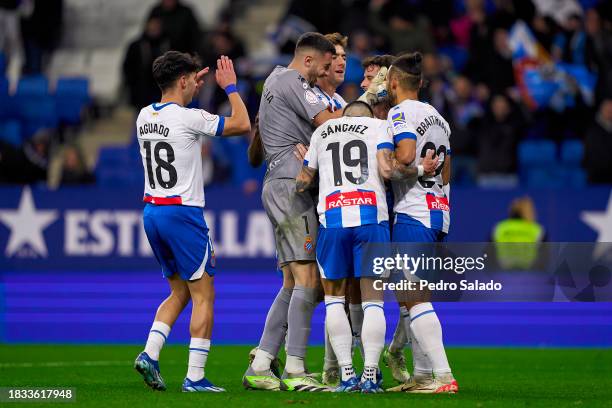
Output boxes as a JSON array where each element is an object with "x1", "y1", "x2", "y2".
[
  {"x1": 518, "y1": 140, "x2": 557, "y2": 167},
  {"x1": 560, "y1": 139, "x2": 584, "y2": 165},
  {"x1": 55, "y1": 77, "x2": 90, "y2": 125},
  {"x1": 0, "y1": 120, "x2": 22, "y2": 147},
  {"x1": 0, "y1": 76, "x2": 11, "y2": 120},
  {"x1": 519, "y1": 139, "x2": 586, "y2": 188}
]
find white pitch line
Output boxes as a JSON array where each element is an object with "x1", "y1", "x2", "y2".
[{"x1": 0, "y1": 360, "x2": 180, "y2": 368}]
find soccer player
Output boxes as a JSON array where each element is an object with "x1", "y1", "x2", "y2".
[
  {"x1": 243, "y1": 32, "x2": 342, "y2": 392},
  {"x1": 311, "y1": 32, "x2": 351, "y2": 387},
  {"x1": 384, "y1": 52, "x2": 458, "y2": 393},
  {"x1": 296, "y1": 100, "x2": 438, "y2": 393},
  {"x1": 360, "y1": 54, "x2": 414, "y2": 385},
  {"x1": 313, "y1": 33, "x2": 347, "y2": 112},
  {"x1": 133, "y1": 51, "x2": 250, "y2": 392}
]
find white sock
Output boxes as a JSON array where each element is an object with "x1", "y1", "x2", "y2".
[
  {"x1": 361, "y1": 301, "x2": 385, "y2": 368},
  {"x1": 144, "y1": 321, "x2": 170, "y2": 361},
  {"x1": 409, "y1": 303, "x2": 451, "y2": 376},
  {"x1": 285, "y1": 355, "x2": 305, "y2": 375},
  {"x1": 348, "y1": 303, "x2": 364, "y2": 358},
  {"x1": 362, "y1": 365, "x2": 377, "y2": 382},
  {"x1": 252, "y1": 348, "x2": 274, "y2": 372},
  {"x1": 401, "y1": 307, "x2": 431, "y2": 376},
  {"x1": 323, "y1": 324, "x2": 338, "y2": 370},
  {"x1": 341, "y1": 365, "x2": 356, "y2": 381},
  {"x1": 324, "y1": 296, "x2": 353, "y2": 369},
  {"x1": 186, "y1": 338, "x2": 210, "y2": 381},
  {"x1": 389, "y1": 307, "x2": 408, "y2": 353}
]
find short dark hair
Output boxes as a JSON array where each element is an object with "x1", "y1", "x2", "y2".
[
  {"x1": 361, "y1": 54, "x2": 395, "y2": 69},
  {"x1": 343, "y1": 100, "x2": 374, "y2": 117},
  {"x1": 295, "y1": 32, "x2": 336, "y2": 55},
  {"x1": 389, "y1": 52, "x2": 423, "y2": 91},
  {"x1": 152, "y1": 51, "x2": 201, "y2": 92}
]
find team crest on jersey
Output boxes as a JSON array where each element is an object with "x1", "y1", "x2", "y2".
[
  {"x1": 391, "y1": 112, "x2": 406, "y2": 128},
  {"x1": 200, "y1": 111, "x2": 217, "y2": 121},
  {"x1": 304, "y1": 235, "x2": 314, "y2": 254},
  {"x1": 304, "y1": 90, "x2": 319, "y2": 105}
]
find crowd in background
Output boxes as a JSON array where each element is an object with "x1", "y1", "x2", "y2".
[{"x1": 1, "y1": 0, "x2": 611, "y2": 189}]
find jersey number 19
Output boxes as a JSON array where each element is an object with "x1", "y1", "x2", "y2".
[{"x1": 326, "y1": 140, "x2": 369, "y2": 186}]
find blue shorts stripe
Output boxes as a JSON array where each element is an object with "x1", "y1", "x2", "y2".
[
  {"x1": 410, "y1": 309, "x2": 435, "y2": 322},
  {"x1": 150, "y1": 329, "x2": 167, "y2": 341}
]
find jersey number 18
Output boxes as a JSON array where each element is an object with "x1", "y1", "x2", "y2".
[{"x1": 143, "y1": 141, "x2": 178, "y2": 189}]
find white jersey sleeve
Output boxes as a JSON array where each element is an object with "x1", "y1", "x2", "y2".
[
  {"x1": 182, "y1": 108, "x2": 224, "y2": 137},
  {"x1": 389, "y1": 100, "x2": 452, "y2": 233},
  {"x1": 312, "y1": 116, "x2": 389, "y2": 228},
  {"x1": 376, "y1": 120, "x2": 394, "y2": 151},
  {"x1": 137, "y1": 103, "x2": 223, "y2": 208}
]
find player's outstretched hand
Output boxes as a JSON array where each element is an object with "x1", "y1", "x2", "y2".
[
  {"x1": 215, "y1": 55, "x2": 237, "y2": 89},
  {"x1": 422, "y1": 149, "x2": 439, "y2": 176},
  {"x1": 195, "y1": 67, "x2": 210, "y2": 93},
  {"x1": 293, "y1": 143, "x2": 309, "y2": 162}
]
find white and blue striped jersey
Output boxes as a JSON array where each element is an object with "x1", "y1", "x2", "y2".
[
  {"x1": 388, "y1": 99, "x2": 451, "y2": 233},
  {"x1": 304, "y1": 116, "x2": 392, "y2": 228},
  {"x1": 313, "y1": 85, "x2": 347, "y2": 112},
  {"x1": 137, "y1": 102, "x2": 224, "y2": 208}
]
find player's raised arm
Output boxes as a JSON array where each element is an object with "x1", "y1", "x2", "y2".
[{"x1": 215, "y1": 55, "x2": 251, "y2": 136}]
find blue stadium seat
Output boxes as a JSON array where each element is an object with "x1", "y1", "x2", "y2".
[
  {"x1": 438, "y1": 46, "x2": 468, "y2": 72},
  {"x1": 560, "y1": 139, "x2": 584, "y2": 165},
  {"x1": 18, "y1": 96, "x2": 58, "y2": 138},
  {"x1": 518, "y1": 140, "x2": 557, "y2": 167},
  {"x1": 16, "y1": 75, "x2": 49, "y2": 96},
  {"x1": 0, "y1": 76, "x2": 12, "y2": 120},
  {"x1": 55, "y1": 77, "x2": 90, "y2": 125},
  {"x1": 0, "y1": 120, "x2": 22, "y2": 147},
  {"x1": 526, "y1": 165, "x2": 587, "y2": 189}
]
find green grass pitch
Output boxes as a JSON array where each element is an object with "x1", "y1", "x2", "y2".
[{"x1": 1, "y1": 345, "x2": 611, "y2": 407}]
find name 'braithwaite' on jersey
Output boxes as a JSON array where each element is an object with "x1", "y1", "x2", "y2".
[{"x1": 136, "y1": 102, "x2": 224, "y2": 208}]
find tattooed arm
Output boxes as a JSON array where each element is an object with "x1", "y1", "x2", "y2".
[
  {"x1": 296, "y1": 165, "x2": 318, "y2": 193},
  {"x1": 377, "y1": 148, "x2": 438, "y2": 181}
]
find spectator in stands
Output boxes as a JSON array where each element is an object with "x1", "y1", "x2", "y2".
[
  {"x1": 0, "y1": 0, "x2": 21, "y2": 68},
  {"x1": 148, "y1": 0, "x2": 201, "y2": 53},
  {"x1": 552, "y1": 12, "x2": 587, "y2": 64},
  {"x1": 450, "y1": 0, "x2": 487, "y2": 48},
  {"x1": 468, "y1": 28, "x2": 515, "y2": 96},
  {"x1": 20, "y1": 0, "x2": 63, "y2": 75},
  {"x1": 368, "y1": 0, "x2": 435, "y2": 54},
  {"x1": 584, "y1": 99, "x2": 612, "y2": 184},
  {"x1": 445, "y1": 75, "x2": 484, "y2": 184},
  {"x1": 477, "y1": 94, "x2": 525, "y2": 186},
  {"x1": 0, "y1": 130, "x2": 49, "y2": 184},
  {"x1": 123, "y1": 16, "x2": 170, "y2": 111},
  {"x1": 585, "y1": 5, "x2": 612, "y2": 105},
  {"x1": 59, "y1": 144, "x2": 95, "y2": 185}
]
